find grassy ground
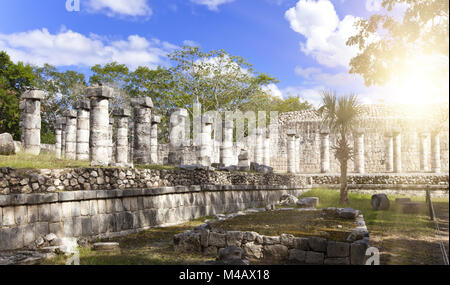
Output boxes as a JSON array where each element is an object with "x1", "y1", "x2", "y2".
[
  {"x1": 41, "y1": 217, "x2": 216, "y2": 265},
  {"x1": 0, "y1": 152, "x2": 176, "y2": 170},
  {"x1": 301, "y1": 188, "x2": 448, "y2": 265},
  {"x1": 0, "y1": 152, "x2": 90, "y2": 169},
  {"x1": 210, "y1": 210, "x2": 355, "y2": 241},
  {"x1": 42, "y1": 188, "x2": 448, "y2": 265}
]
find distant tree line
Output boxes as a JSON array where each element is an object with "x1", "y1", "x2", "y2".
[{"x1": 0, "y1": 46, "x2": 312, "y2": 144}]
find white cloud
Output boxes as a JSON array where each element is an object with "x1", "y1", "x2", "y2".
[
  {"x1": 190, "y1": 0, "x2": 235, "y2": 11},
  {"x1": 365, "y1": 0, "x2": 382, "y2": 12},
  {"x1": 294, "y1": 66, "x2": 321, "y2": 79},
  {"x1": 183, "y1": 40, "x2": 200, "y2": 47},
  {"x1": 285, "y1": 0, "x2": 360, "y2": 67},
  {"x1": 0, "y1": 28, "x2": 177, "y2": 69},
  {"x1": 263, "y1": 83, "x2": 283, "y2": 98},
  {"x1": 86, "y1": 0, "x2": 152, "y2": 18}
]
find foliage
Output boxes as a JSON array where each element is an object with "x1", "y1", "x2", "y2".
[
  {"x1": 318, "y1": 91, "x2": 361, "y2": 204},
  {"x1": 347, "y1": 0, "x2": 449, "y2": 86},
  {"x1": 0, "y1": 51, "x2": 35, "y2": 140},
  {"x1": 33, "y1": 64, "x2": 86, "y2": 143}
]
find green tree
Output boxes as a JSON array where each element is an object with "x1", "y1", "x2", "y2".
[
  {"x1": 167, "y1": 46, "x2": 278, "y2": 114},
  {"x1": 33, "y1": 64, "x2": 86, "y2": 143},
  {"x1": 318, "y1": 91, "x2": 362, "y2": 205},
  {"x1": 347, "y1": 0, "x2": 449, "y2": 86},
  {"x1": 0, "y1": 51, "x2": 35, "y2": 140},
  {"x1": 269, "y1": 96, "x2": 312, "y2": 113}
]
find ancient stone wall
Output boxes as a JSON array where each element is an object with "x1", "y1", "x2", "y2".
[
  {"x1": 273, "y1": 104, "x2": 450, "y2": 173},
  {"x1": 0, "y1": 167, "x2": 447, "y2": 195},
  {"x1": 0, "y1": 185, "x2": 307, "y2": 251}
]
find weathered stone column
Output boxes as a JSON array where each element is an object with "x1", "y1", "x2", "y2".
[
  {"x1": 75, "y1": 100, "x2": 90, "y2": 161},
  {"x1": 295, "y1": 134, "x2": 300, "y2": 173},
  {"x1": 168, "y1": 108, "x2": 188, "y2": 165},
  {"x1": 150, "y1": 115, "x2": 161, "y2": 165},
  {"x1": 393, "y1": 130, "x2": 402, "y2": 173},
  {"x1": 108, "y1": 118, "x2": 115, "y2": 163},
  {"x1": 263, "y1": 131, "x2": 271, "y2": 166},
  {"x1": 286, "y1": 130, "x2": 296, "y2": 174},
  {"x1": 354, "y1": 129, "x2": 365, "y2": 174},
  {"x1": 131, "y1": 97, "x2": 153, "y2": 165},
  {"x1": 20, "y1": 89, "x2": 44, "y2": 155},
  {"x1": 320, "y1": 130, "x2": 330, "y2": 173},
  {"x1": 220, "y1": 120, "x2": 234, "y2": 167},
  {"x1": 61, "y1": 118, "x2": 66, "y2": 159},
  {"x1": 114, "y1": 108, "x2": 131, "y2": 166},
  {"x1": 86, "y1": 85, "x2": 113, "y2": 166},
  {"x1": 64, "y1": 110, "x2": 77, "y2": 160},
  {"x1": 255, "y1": 128, "x2": 264, "y2": 165},
  {"x1": 385, "y1": 133, "x2": 394, "y2": 172},
  {"x1": 431, "y1": 132, "x2": 441, "y2": 173},
  {"x1": 197, "y1": 115, "x2": 213, "y2": 167},
  {"x1": 419, "y1": 132, "x2": 430, "y2": 172},
  {"x1": 55, "y1": 118, "x2": 64, "y2": 159},
  {"x1": 238, "y1": 149, "x2": 250, "y2": 170}
]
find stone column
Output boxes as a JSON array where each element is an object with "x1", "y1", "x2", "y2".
[
  {"x1": 168, "y1": 108, "x2": 188, "y2": 165},
  {"x1": 20, "y1": 89, "x2": 44, "y2": 155},
  {"x1": 150, "y1": 115, "x2": 161, "y2": 165},
  {"x1": 286, "y1": 130, "x2": 296, "y2": 174},
  {"x1": 220, "y1": 120, "x2": 234, "y2": 167},
  {"x1": 108, "y1": 118, "x2": 115, "y2": 163},
  {"x1": 238, "y1": 149, "x2": 250, "y2": 170},
  {"x1": 131, "y1": 97, "x2": 153, "y2": 165},
  {"x1": 61, "y1": 118, "x2": 66, "y2": 159},
  {"x1": 86, "y1": 85, "x2": 113, "y2": 166},
  {"x1": 431, "y1": 132, "x2": 441, "y2": 173},
  {"x1": 255, "y1": 128, "x2": 264, "y2": 165},
  {"x1": 75, "y1": 100, "x2": 90, "y2": 161},
  {"x1": 354, "y1": 130, "x2": 365, "y2": 174},
  {"x1": 114, "y1": 108, "x2": 131, "y2": 166},
  {"x1": 295, "y1": 134, "x2": 301, "y2": 173},
  {"x1": 320, "y1": 130, "x2": 330, "y2": 173},
  {"x1": 197, "y1": 115, "x2": 213, "y2": 167},
  {"x1": 419, "y1": 132, "x2": 430, "y2": 172},
  {"x1": 393, "y1": 130, "x2": 402, "y2": 173},
  {"x1": 263, "y1": 131, "x2": 271, "y2": 166},
  {"x1": 64, "y1": 110, "x2": 77, "y2": 160},
  {"x1": 55, "y1": 118, "x2": 64, "y2": 159},
  {"x1": 385, "y1": 133, "x2": 394, "y2": 172}
]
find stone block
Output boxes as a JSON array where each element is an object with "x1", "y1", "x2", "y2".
[
  {"x1": 243, "y1": 242, "x2": 263, "y2": 259},
  {"x1": 49, "y1": 222, "x2": 64, "y2": 237},
  {"x1": 22, "y1": 224, "x2": 35, "y2": 246},
  {"x1": 294, "y1": 237, "x2": 310, "y2": 251},
  {"x1": 81, "y1": 217, "x2": 92, "y2": 236},
  {"x1": 80, "y1": 201, "x2": 90, "y2": 216},
  {"x1": 324, "y1": 257, "x2": 350, "y2": 265},
  {"x1": 351, "y1": 241, "x2": 368, "y2": 265},
  {"x1": 2, "y1": 206, "x2": 15, "y2": 226},
  {"x1": 209, "y1": 232, "x2": 226, "y2": 248},
  {"x1": 288, "y1": 249, "x2": 306, "y2": 263},
  {"x1": 263, "y1": 244, "x2": 289, "y2": 261},
  {"x1": 49, "y1": 203, "x2": 62, "y2": 222},
  {"x1": 327, "y1": 241, "x2": 350, "y2": 258},
  {"x1": 263, "y1": 236, "x2": 280, "y2": 245},
  {"x1": 226, "y1": 231, "x2": 244, "y2": 247},
  {"x1": 305, "y1": 251, "x2": 324, "y2": 265},
  {"x1": 35, "y1": 222, "x2": 49, "y2": 237},
  {"x1": 308, "y1": 237, "x2": 327, "y2": 252}
]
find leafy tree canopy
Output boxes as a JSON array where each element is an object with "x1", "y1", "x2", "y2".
[{"x1": 347, "y1": 0, "x2": 449, "y2": 86}]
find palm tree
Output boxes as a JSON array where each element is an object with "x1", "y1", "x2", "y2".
[{"x1": 318, "y1": 90, "x2": 362, "y2": 205}]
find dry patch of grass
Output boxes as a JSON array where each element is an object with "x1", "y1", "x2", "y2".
[
  {"x1": 210, "y1": 210, "x2": 355, "y2": 241},
  {"x1": 0, "y1": 152, "x2": 90, "y2": 169}
]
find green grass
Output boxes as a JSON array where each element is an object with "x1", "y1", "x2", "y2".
[
  {"x1": 210, "y1": 210, "x2": 355, "y2": 241},
  {"x1": 42, "y1": 188, "x2": 448, "y2": 265},
  {"x1": 299, "y1": 188, "x2": 448, "y2": 265},
  {"x1": 42, "y1": 216, "x2": 216, "y2": 265},
  {"x1": 134, "y1": 164, "x2": 176, "y2": 170},
  {"x1": 0, "y1": 152, "x2": 90, "y2": 169}
]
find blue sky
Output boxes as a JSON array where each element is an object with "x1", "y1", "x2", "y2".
[{"x1": 0, "y1": 0, "x2": 447, "y2": 106}]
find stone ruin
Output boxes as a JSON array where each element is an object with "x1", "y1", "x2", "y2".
[{"x1": 16, "y1": 87, "x2": 449, "y2": 176}]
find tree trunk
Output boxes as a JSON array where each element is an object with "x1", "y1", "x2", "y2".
[{"x1": 339, "y1": 158, "x2": 349, "y2": 205}]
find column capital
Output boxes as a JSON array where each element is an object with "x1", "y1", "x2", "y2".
[
  {"x1": 152, "y1": 115, "x2": 161, "y2": 124},
  {"x1": 286, "y1": 129, "x2": 297, "y2": 137},
  {"x1": 131, "y1": 97, "x2": 153, "y2": 108},
  {"x1": 21, "y1": 89, "x2": 45, "y2": 100},
  {"x1": 114, "y1": 108, "x2": 131, "y2": 118},
  {"x1": 75, "y1": 99, "x2": 91, "y2": 110},
  {"x1": 86, "y1": 85, "x2": 114, "y2": 99}
]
